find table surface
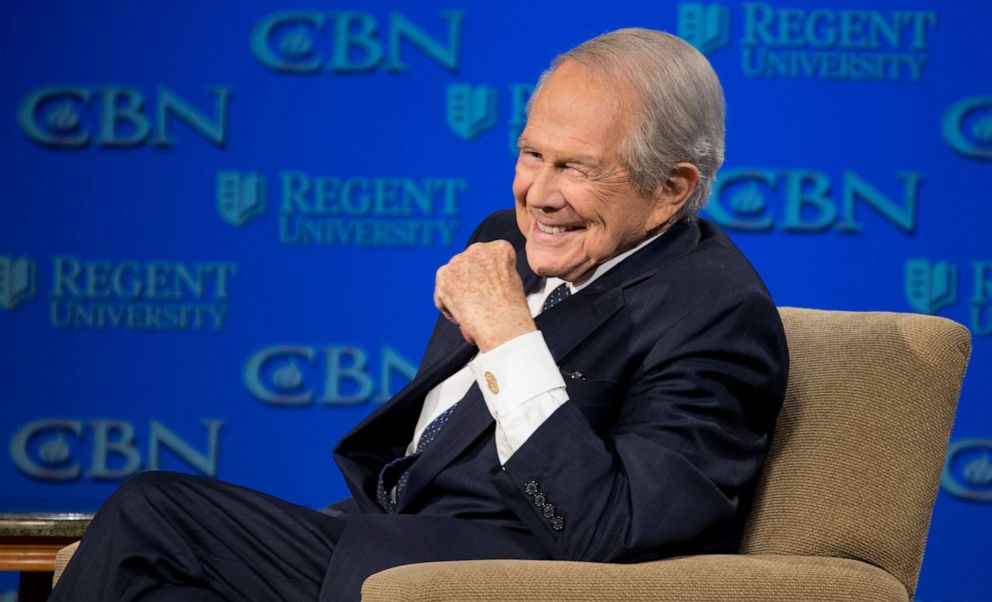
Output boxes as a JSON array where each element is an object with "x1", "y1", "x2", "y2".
[
  {"x1": 0, "y1": 514, "x2": 94, "y2": 601},
  {"x1": 0, "y1": 513, "x2": 93, "y2": 539}
]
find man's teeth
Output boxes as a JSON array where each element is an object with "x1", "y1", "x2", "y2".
[{"x1": 537, "y1": 222, "x2": 573, "y2": 234}]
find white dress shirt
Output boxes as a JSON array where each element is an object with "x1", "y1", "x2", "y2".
[{"x1": 407, "y1": 231, "x2": 664, "y2": 465}]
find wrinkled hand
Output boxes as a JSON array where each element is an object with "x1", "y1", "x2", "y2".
[{"x1": 434, "y1": 240, "x2": 536, "y2": 352}]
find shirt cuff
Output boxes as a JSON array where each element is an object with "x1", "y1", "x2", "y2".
[{"x1": 469, "y1": 331, "x2": 569, "y2": 463}]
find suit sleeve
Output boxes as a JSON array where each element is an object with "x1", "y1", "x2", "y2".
[{"x1": 490, "y1": 289, "x2": 787, "y2": 563}]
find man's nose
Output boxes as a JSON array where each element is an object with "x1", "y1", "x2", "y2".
[{"x1": 526, "y1": 166, "x2": 567, "y2": 210}]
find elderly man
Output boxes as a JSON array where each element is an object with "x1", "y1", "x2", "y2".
[{"x1": 51, "y1": 28, "x2": 787, "y2": 601}]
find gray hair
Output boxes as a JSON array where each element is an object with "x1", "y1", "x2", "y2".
[{"x1": 530, "y1": 28, "x2": 726, "y2": 221}]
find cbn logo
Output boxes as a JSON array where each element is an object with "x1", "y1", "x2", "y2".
[
  {"x1": 244, "y1": 344, "x2": 417, "y2": 405},
  {"x1": 251, "y1": 11, "x2": 464, "y2": 74},
  {"x1": 446, "y1": 84, "x2": 498, "y2": 141},
  {"x1": 0, "y1": 256, "x2": 37, "y2": 311},
  {"x1": 706, "y1": 169, "x2": 922, "y2": 234},
  {"x1": 678, "y1": 2, "x2": 730, "y2": 57},
  {"x1": 17, "y1": 86, "x2": 232, "y2": 148},
  {"x1": 942, "y1": 96, "x2": 992, "y2": 161},
  {"x1": 904, "y1": 259, "x2": 957, "y2": 315},
  {"x1": 10, "y1": 419, "x2": 223, "y2": 481},
  {"x1": 217, "y1": 171, "x2": 267, "y2": 227},
  {"x1": 942, "y1": 440, "x2": 992, "y2": 502}
]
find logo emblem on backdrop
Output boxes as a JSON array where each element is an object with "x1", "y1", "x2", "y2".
[
  {"x1": 447, "y1": 84, "x2": 498, "y2": 141},
  {"x1": 46, "y1": 102, "x2": 81, "y2": 134},
  {"x1": 904, "y1": 259, "x2": 957, "y2": 315},
  {"x1": 0, "y1": 256, "x2": 37, "y2": 311},
  {"x1": 942, "y1": 96, "x2": 992, "y2": 161},
  {"x1": 705, "y1": 169, "x2": 923, "y2": 234},
  {"x1": 249, "y1": 11, "x2": 465, "y2": 74},
  {"x1": 901, "y1": 259, "x2": 992, "y2": 337},
  {"x1": 218, "y1": 170, "x2": 466, "y2": 247},
  {"x1": 443, "y1": 83, "x2": 533, "y2": 154},
  {"x1": 217, "y1": 171, "x2": 267, "y2": 227},
  {"x1": 278, "y1": 26, "x2": 315, "y2": 60},
  {"x1": 678, "y1": 3, "x2": 730, "y2": 57},
  {"x1": 942, "y1": 439, "x2": 992, "y2": 502},
  {"x1": 10, "y1": 419, "x2": 223, "y2": 481},
  {"x1": 675, "y1": 4, "x2": 936, "y2": 81},
  {"x1": 244, "y1": 344, "x2": 417, "y2": 405},
  {"x1": 47, "y1": 256, "x2": 237, "y2": 331},
  {"x1": 17, "y1": 86, "x2": 232, "y2": 149}
]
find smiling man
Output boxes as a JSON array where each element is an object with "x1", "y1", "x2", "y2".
[{"x1": 52, "y1": 29, "x2": 787, "y2": 602}]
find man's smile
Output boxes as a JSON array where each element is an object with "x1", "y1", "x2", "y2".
[{"x1": 534, "y1": 220, "x2": 586, "y2": 236}]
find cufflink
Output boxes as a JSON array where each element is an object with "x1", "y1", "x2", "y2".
[{"x1": 484, "y1": 371, "x2": 499, "y2": 394}]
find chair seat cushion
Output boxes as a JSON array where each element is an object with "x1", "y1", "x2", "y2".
[{"x1": 361, "y1": 553, "x2": 908, "y2": 601}]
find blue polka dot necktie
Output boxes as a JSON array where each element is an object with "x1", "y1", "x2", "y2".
[
  {"x1": 375, "y1": 284, "x2": 571, "y2": 512},
  {"x1": 376, "y1": 400, "x2": 461, "y2": 512},
  {"x1": 543, "y1": 283, "x2": 571, "y2": 312}
]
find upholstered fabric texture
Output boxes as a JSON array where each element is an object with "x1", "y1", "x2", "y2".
[
  {"x1": 361, "y1": 554, "x2": 907, "y2": 601},
  {"x1": 52, "y1": 540, "x2": 79, "y2": 588},
  {"x1": 742, "y1": 308, "x2": 970, "y2": 594}
]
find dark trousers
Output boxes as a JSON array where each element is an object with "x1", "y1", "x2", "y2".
[{"x1": 49, "y1": 471, "x2": 348, "y2": 601}]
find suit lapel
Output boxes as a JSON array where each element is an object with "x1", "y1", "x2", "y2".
[
  {"x1": 517, "y1": 241, "x2": 543, "y2": 295},
  {"x1": 517, "y1": 220, "x2": 702, "y2": 363},
  {"x1": 615, "y1": 220, "x2": 701, "y2": 289},
  {"x1": 339, "y1": 324, "x2": 472, "y2": 448},
  {"x1": 395, "y1": 382, "x2": 492, "y2": 513},
  {"x1": 536, "y1": 268, "x2": 626, "y2": 362},
  {"x1": 334, "y1": 322, "x2": 475, "y2": 512}
]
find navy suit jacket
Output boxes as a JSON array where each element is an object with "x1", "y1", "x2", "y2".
[{"x1": 322, "y1": 210, "x2": 787, "y2": 599}]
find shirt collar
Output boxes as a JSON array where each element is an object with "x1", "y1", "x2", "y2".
[{"x1": 540, "y1": 229, "x2": 666, "y2": 298}]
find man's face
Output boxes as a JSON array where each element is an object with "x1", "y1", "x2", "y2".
[{"x1": 513, "y1": 61, "x2": 673, "y2": 284}]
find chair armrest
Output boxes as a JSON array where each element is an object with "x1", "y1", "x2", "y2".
[
  {"x1": 52, "y1": 540, "x2": 80, "y2": 588},
  {"x1": 362, "y1": 554, "x2": 908, "y2": 602}
]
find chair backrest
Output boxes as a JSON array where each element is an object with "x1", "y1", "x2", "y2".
[{"x1": 741, "y1": 308, "x2": 970, "y2": 596}]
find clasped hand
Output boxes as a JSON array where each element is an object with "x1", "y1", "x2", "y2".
[{"x1": 434, "y1": 241, "x2": 537, "y2": 352}]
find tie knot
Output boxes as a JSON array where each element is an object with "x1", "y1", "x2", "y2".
[{"x1": 542, "y1": 283, "x2": 571, "y2": 312}]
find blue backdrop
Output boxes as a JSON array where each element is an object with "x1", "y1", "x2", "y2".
[{"x1": 2, "y1": 1, "x2": 990, "y2": 599}]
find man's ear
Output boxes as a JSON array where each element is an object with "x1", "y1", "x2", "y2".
[{"x1": 649, "y1": 162, "x2": 701, "y2": 226}]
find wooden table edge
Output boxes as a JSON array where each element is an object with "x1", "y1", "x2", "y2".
[{"x1": 0, "y1": 537, "x2": 80, "y2": 572}]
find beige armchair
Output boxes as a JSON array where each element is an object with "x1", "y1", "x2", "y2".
[
  {"x1": 55, "y1": 308, "x2": 971, "y2": 601},
  {"x1": 359, "y1": 308, "x2": 970, "y2": 601}
]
